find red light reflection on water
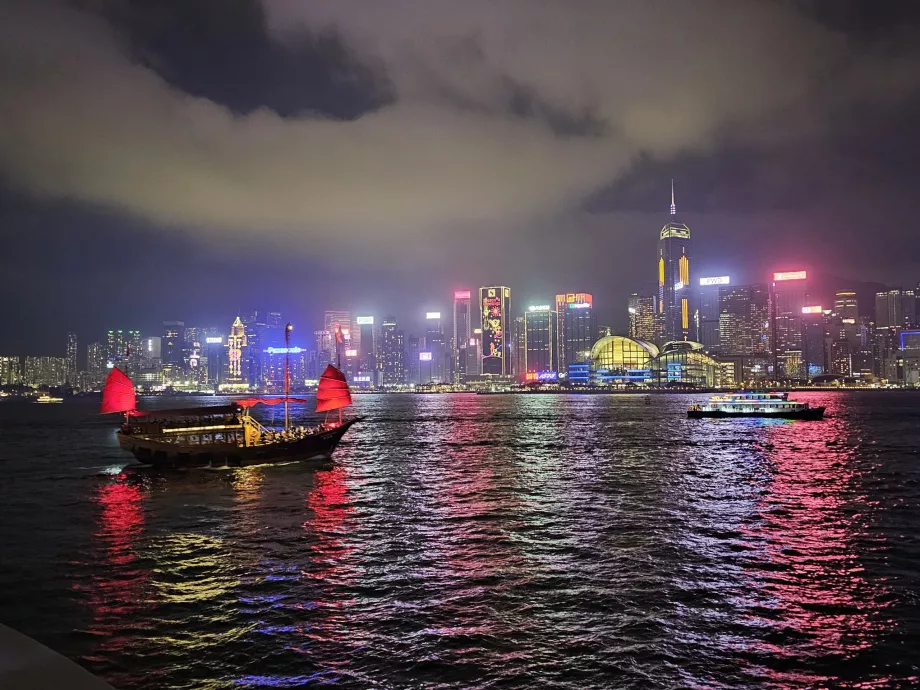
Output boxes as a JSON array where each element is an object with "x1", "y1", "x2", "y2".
[
  {"x1": 77, "y1": 475, "x2": 150, "y2": 660},
  {"x1": 303, "y1": 466, "x2": 354, "y2": 584},
  {"x1": 737, "y1": 415, "x2": 895, "y2": 686}
]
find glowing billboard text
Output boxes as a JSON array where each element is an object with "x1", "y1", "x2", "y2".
[
  {"x1": 699, "y1": 276, "x2": 730, "y2": 286},
  {"x1": 528, "y1": 305, "x2": 550, "y2": 312},
  {"x1": 426, "y1": 312, "x2": 441, "y2": 320},
  {"x1": 344, "y1": 348, "x2": 358, "y2": 357},
  {"x1": 205, "y1": 337, "x2": 223, "y2": 344},
  {"x1": 419, "y1": 352, "x2": 432, "y2": 361},
  {"x1": 355, "y1": 316, "x2": 374, "y2": 325},
  {"x1": 454, "y1": 290, "x2": 471, "y2": 300},
  {"x1": 801, "y1": 305, "x2": 823, "y2": 314},
  {"x1": 773, "y1": 271, "x2": 807, "y2": 281}
]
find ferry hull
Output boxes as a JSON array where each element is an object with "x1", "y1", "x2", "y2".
[
  {"x1": 688, "y1": 407, "x2": 825, "y2": 420},
  {"x1": 117, "y1": 419, "x2": 359, "y2": 469}
]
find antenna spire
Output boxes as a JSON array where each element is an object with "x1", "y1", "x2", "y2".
[{"x1": 670, "y1": 179, "x2": 676, "y2": 216}]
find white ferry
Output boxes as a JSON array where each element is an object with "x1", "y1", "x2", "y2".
[
  {"x1": 35, "y1": 394, "x2": 63, "y2": 404},
  {"x1": 688, "y1": 392, "x2": 825, "y2": 420}
]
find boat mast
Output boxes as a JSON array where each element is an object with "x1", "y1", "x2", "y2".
[{"x1": 284, "y1": 322, "x2": 293, "y2": 431}]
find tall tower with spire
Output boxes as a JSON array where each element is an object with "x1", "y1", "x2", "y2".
[{"x1": 657, "y1": 180, "x2": 693, "y2": 342}]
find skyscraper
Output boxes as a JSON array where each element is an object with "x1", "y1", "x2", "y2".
[
  {"x1": 162, "y1": 321, "x2": 185, "y2": 367},
  {"x1": 875, "y1": 289, "x2": 916, "y2": 329},
  {"x1": 524, "y1": 305, "x2": 559, "y2": 377},
  {"x1": 834, "y1": 290, "x2": 858, "y2": 321},
  {"x1": 324, "y1": 310, "x2": 351, "y2": 366},
  {"x1": 628, "y1": 293, "x2": 659, "y2": 342},
  {"x1": 555, "y1": 293, "x2": 596, "y2": 368},
  {"x1": 719, "y1": 284, "x2": 771, "y2": 356},
  {"x1": 453, "y1": 290, "x2": 472, "y2": 383},
  {"x1": 424, "y1": 312, "x2": 448, "y2": 383},
  {"x1": 0, "y1": 356, "x2": 21, "y2": 386},
  {"x1": 771, "y1": 271, "x2": 808, "y2": 379},
  {"x1": 697, "y1": 277, "x2": 731, "y2": 352},
  {"x1": 380, "y1": 316, "x2": 406, "y2": 387},
  {"x1": 65, "y1": 331, "x2": 78, "y2": 387},
  {"x1": 355, "y1": 316, "x2": 376, "y2": 378},
  {"x1": 85, "y1": 342, "x2": 105, "y2": 389},
  {"x1": 657, "y1": 181, "x2": 693, "y2": 342},
  {"x1": 225, "y1": 316, "x2": 248, "y2": 387},
  {"x1": 479, "y1": 286, "x2": 512, "y2": 376},
  {"x1": 513, "y1": 315, "x2": 526, "y2": 378},
  {"x1": 106, "y1": 329, "x2": 125, "y2": 364}
]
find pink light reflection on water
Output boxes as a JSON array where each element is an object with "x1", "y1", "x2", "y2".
[{"x1": 735, "y1": 407, "x2": 898, "y2": 687}]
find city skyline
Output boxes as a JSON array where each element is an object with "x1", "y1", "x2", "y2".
[{"x1": 2, "y1": 2, "x2": 920, "y2": 353}]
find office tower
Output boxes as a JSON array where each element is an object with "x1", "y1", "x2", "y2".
[
  {"x1": 380, "y1": 317, "x2": 406, "y2": 386},
  {"x1": 830, "y1": 340, "x2": 852, "y2": 376},
  {"x1": 453, "y1": 291, "x2": 472, "y2": 383},
  {"x1": 355, "y1": 316, "x2": 376, "y2": 376},
  {"x1": 719, "y1": 284, "x2": 771, "y2": 355},
  {"x1": 315, "y1": 329, "x2": 332, "y2": 365},
  {"x1": 424, "y1": 312, "x2": 448, "y2": 383},
  {"x1": 875, "y1": 289, "x2": 916, "y2": 329},
  {"x1": 23, "y1": 357, "x2": 67, "y2": 388},
  {"x1": 771, "y1": 271, "x2": 808, "y2": 378},
  {"x1": 628, "y1": 294, "x2": 659, "y2": 342},
  {"x1": 0, "y1": 356, "x2": 21, "y2": 386},
  {"x1": 697, "y1": 277, "x2": 730, "y2": 352},
  {"x1": 801, "y1": 307, "x2": 827, "y2": 377},
  {"x1": 407, "y1": 335, "x2": 422, "y2": 385},
  {"x1": 834, "y1": 291, "x2": 858, "y2": 321},
  {"x1": 225, "y1": 316, "x2": 248, "y2": 387},
  {"x1": 479, "y1": 286, "x2": 512, "y2": 376},
  {"x1": 85, "y1": 343, "x2": 105, "y2": 389},
  {"x1": 467, "y1": 328, "x2": 482, "y2": 377},
  {"x1": 555, "y1": 293, "x2": 596, "y2": 367},
  {"x1": 162, "y1": 321, "x2": 185, "y2": 367},
  {"x1": 324, "y1": 310, "x2": 351, "y2": 366},
  {"x1": 524, "y1": 305, "x2": 559, "y2": 377},
  {"x1": 513, "y1": 315, "x2": 526, "y2": 377},
  {"x1": 204, "y1": 334, "x2": 224, "y2": 385},
  {"x1": 657, "y1": 181, "x2": 693, "y2": 341}
]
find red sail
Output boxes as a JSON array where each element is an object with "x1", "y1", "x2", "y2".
[
  {"x1": 316, "y1": 365, "x2": 352, "y2": 413},
  {"x1": 101, "y1": 367, "x2": 136, "y2": 414}
]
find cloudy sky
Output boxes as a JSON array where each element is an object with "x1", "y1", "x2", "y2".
[{"x1": 1, "y1": 0, "x2": 919, "y2": 352}]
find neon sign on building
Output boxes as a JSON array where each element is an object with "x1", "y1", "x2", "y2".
[
  {"x1": 355, "y1": 316, "x2": 374, "y2": 325},
  {"x1": 480, "y1": 286, "x2": 511, "y2": 375},
  {"x1": 801, "y1": 305, "x2": 823, "y2": 314},
  {"x1": 774, "y1": 271, "x2": 807, "y2": 281},
  {"x1": 699, "y1": 276, "x2": 730, "y2": 286},
  {"x1": 454, "y1": 290, "x2": 471, "y2": 300}
]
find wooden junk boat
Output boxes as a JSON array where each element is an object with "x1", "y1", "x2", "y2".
[{"x1": 102, "y1": 359, "x2": 359, "y2": 469}]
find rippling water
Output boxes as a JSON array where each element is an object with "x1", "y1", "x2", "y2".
[{"x1": 2, "y1": 392, "x2": 920, "y2": 689}]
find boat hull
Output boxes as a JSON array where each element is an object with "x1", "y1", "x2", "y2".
[
  {"x1": 688, "y1": 407, "x2": 825, "y2": 420},
  {"x1": 117, "y1": 419, "x2": 359, "y2": 468}
]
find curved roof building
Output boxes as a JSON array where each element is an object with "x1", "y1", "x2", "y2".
[{"x1": 589, "y1": 335, "x2": 720, "y2": 387}]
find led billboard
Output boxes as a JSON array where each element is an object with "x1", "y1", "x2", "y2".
[
  {"x1": 355, "y1": 316, "x2": 374, "y2": 325},
  {"x1": 419, "y1": 352, "x2": 432, "y2": 361},
  {"x1": 699, "y1": 276, "x2": 730, "y2": 286},
  {"x1": 426, "y1": 312, "x2": 441, "y2": 320},
  {"x1": 773, "y1": 271, "x2": 807, "y2": 281},
  {"x1": 801, "y1": 305, "x2": 823, "y2": 314},
  {"x1": 454, "y1": 290, "x2": 471, "y2": 300}
]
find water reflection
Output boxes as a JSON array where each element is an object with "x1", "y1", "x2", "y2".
[{"x1": 738, "y1": 414, "x2": 896, "y2": 686}]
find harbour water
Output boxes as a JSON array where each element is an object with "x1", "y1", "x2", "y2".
[{"x1": 1, "y1": 392, "x2": 919, "y2": 689}]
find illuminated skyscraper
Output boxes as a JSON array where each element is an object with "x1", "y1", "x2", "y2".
[
  {"x1": 697, "y1": 277, "x2": 731, "y2": 352},
  {"x1": 355, "y1": 316, "x2": 376, "y2": 377},
  {"x1": 834, "y1": 291, "x2": 858, "y2": 321},
  {"x1": 771, "y1": 272, "x2": 808, "y2": 379},
  {"x1": 85, "y1": 343, "x2": 105, "y2": 389},
  {"x1": 875, "y1": 289, "x2": 916, "y2": 329},
  {"x1": 380, "y1": 316, "x2": 406, "y2": 386},
  {"x1": 555, "y1": 293, "x2": 596, "y2": 367},
  {"x1": 106, "y1": 329, "x2": 125, "y2": 364},
  {"x1": 453, "y1": 291, "x2": 472, "y2": 383},
  {"x1": 657, "y1": 181, "x2": 693, "y2": 341},
  {"x1": 0, "y1": 356, "x2": 21, "y2": 386},
  {"x1": 628, "y1": 293, "x2": 659, "y2": 342},
  {"x1": 324, "y1": 310, "x2": 351, "y2": 366},
  {"x1": 524, "y1": 305, "x2": 559, "y2": 376},
  {"x1": 513, "y1": 315, "x2": 526, "y2": 377},
  {"x1": 719, "y1": 284, "x2": 771, "y2": 356},
  {"x1": 425, "y1": 312, "x2": 448, "y2": 383},
  {"x1": 479, "y1": 286, "x2": 512, "y2": 376},
  {"x1": 225, "y1": 316, "x2": 248, "y2": 387},
  {"x1": 65, "y1": 331, "x2": 77, "y2": 387}
]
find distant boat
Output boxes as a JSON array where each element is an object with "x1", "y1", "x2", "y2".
[
  {"x1": 688, "y1": 392, "x2": 825, "y2": 420},
  {"x1": 102, "y1": 363, "x2": 360, "y2": 469},
  {"x1": 35, "y1": 394, "x2": 63, "y2": 404}
]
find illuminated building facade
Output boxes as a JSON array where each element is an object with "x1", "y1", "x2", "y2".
[
  {"x1": 513, "y1": 316, "x2": 526, "y2": 377},
  {"x1": 628, "y1": 293, "x2": 659, "y2": 342},
  {"x1": 355, "y1": 316, "x2": 376, "y2": 379},
  {"x1": 479, "y1": 286, "x2": 512, "y2": 376},
  {"x1": 555, "y1": 293, "x2": 596, "y2": 367},
  {"x1": 467, "y1": 329, "x2": 482, "y2": 377},
  {"x1": 524, "y1": 305, "x2": 559, "y2": 376},
  {"x1": 834, "y1": 291, "x2": 858, "y2": 321},
  {"x1": 204, "y1": 335, "x2": 224, "y2": 385},
  {"x1": 875, "y1": 289, "x2": 916, "y2": 329},
  {"x1": 697, "y1": 277, "x2": 730, "y2": 353},
  {"x1": 162, "y1": 321, "x2": 185, "y2": 367},
  {"x1": 85, "y1": 343, "x2": 105, "y2": 390},
  {"x1": 0, "y1": 356, "x2": 21, "y2": 386},
  {"x1": 802, "y1": 309, "x2": 827, "y2": 377},
  {"x1": 380, "y1": 316, "x2": 406, "y2": 386},
  {"x1": 23, "y1": 356, "x2": 67, "y2": 388},
  {"x1": 772, "y1": 272, "x2": 808, "y2": 379},
  {"x1": 225, "y1": 316, "x2": 248, "y2": 387},
  {"x1": 453, "y1": 291, "x2": 472, "y2": 383},
  {"x1": 65, "y1": 332, "x2": 77, "y2": 387},
  {"x1": 323, "y1": 310, "x2": 351, "y2": 365},
  {"x1": 425, "y1": 312, "x2": 448, "y2": 383},
  {"x1": 106, "y1": 329, "x2": 125, "y2": 364},
  {"x1": 657, "y1": 181, "x2": 693, "y2": 342}
]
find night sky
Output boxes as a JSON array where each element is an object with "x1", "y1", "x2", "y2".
[{"x1": 2, "y1": 0, "x2": 920, "y2": 353}]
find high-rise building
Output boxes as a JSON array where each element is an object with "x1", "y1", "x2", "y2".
[
  {"x1": 875, "y1": 289, "x2": 916, "y2": 329},
  {"x1": 23, "y1": 357, "x2": 67, "y2": 388},
  {"x1": 453, "y1": 291, "x2": 472, "y2": 383},
  {"x1": 628, "y1": 293, "x2": 659, "y2": 342},
  {"x1": 697, "y1": 277, "x2": 730, "y2": 352},
  {"x1": 467, "y1": 328, "x2": 482, "y2": 377},
  {"x1": 479, "y1": 286, "x2": 512, "y2": 376},
  {"x1": 513, "y1": 315, "x2": 526, "y2": 378},
  {"x1": 106, "y1": 329, "x2": 125, "y2": 364},
  {"x1": 85, "y1": 343, "x2": 105, "y2": 389},
  {"x1": 0, "y1": 356, "x2": 21, "y2": 386},
  {"x1": 225, "y1": 316, "x2": 248, "y2": 388},
  {"x1": 555, "y1": 293, "x2": 596, "y2": 367},
  {"x1": 65, "y1": 332, "x2": 78, "y2": 387},
  {"x1": 380, "y1": 317, "x2": 406, "y2": 387},
  {"x1": 830, "y1": 340, "x2": 852, "y2": 376},
  {"x1": 834, "y1": 291, "x2": 858, "y2": 321},
  {"x1": 771, "y1": 271, "x2": 808, "y2": 379},
  {"x1": 323, "y1": 310, "x2": 351, "y2": 366},
  {"x1": 802, "y1": 308, "x2": 827, "y2": 377},
  {"x1": 162, "y1": 321, "x2": 185, "y2": 367},
  {"x1": 424, "y1": 312, "x2": 448, "y2": 383},
  {"x1": 524, "y1": 305, "x2": 559, "y2": 377},
  {"x1": 657, "y1": 181, "x2": 693, "y2": 342},
  {"x1": 355, "y1": 316, "x2": 376, "y2": 378},
  {"x1": 719, "y1": 284, "x2": 771, "y2": 355}
]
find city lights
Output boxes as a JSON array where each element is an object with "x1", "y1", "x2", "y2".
[
  {"x1": 355, "y1": 316, "x2": 374, "y2": 325},
  {"x1": 528, "y1": 305, "x2": 550, "y2": 312},
  {"x1": 801, "y1": 305, "x2": 823, "y2": 314},
  {"x1": 699, "y1": 276, "x2": 730, "y2": 286},
  {"x1": 344, "y1": 348, "x2": 358, "y2": 357},
  {"x1": 454, "y1": 290, "x2": 471, "y2": 299},
  {"x1": 419, "y1": 352, "x2": 432, "y2": 361},
  {"x1": 205, "y1": 337, "x2": 222, "y2": 344},
  {"x1": 426, "y1": 312, "x2": 441, "y2": 320}
]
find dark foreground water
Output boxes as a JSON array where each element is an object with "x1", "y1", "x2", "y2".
[{"x1": 1, "y1": 392, "x2": 920, "y2": 689}]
